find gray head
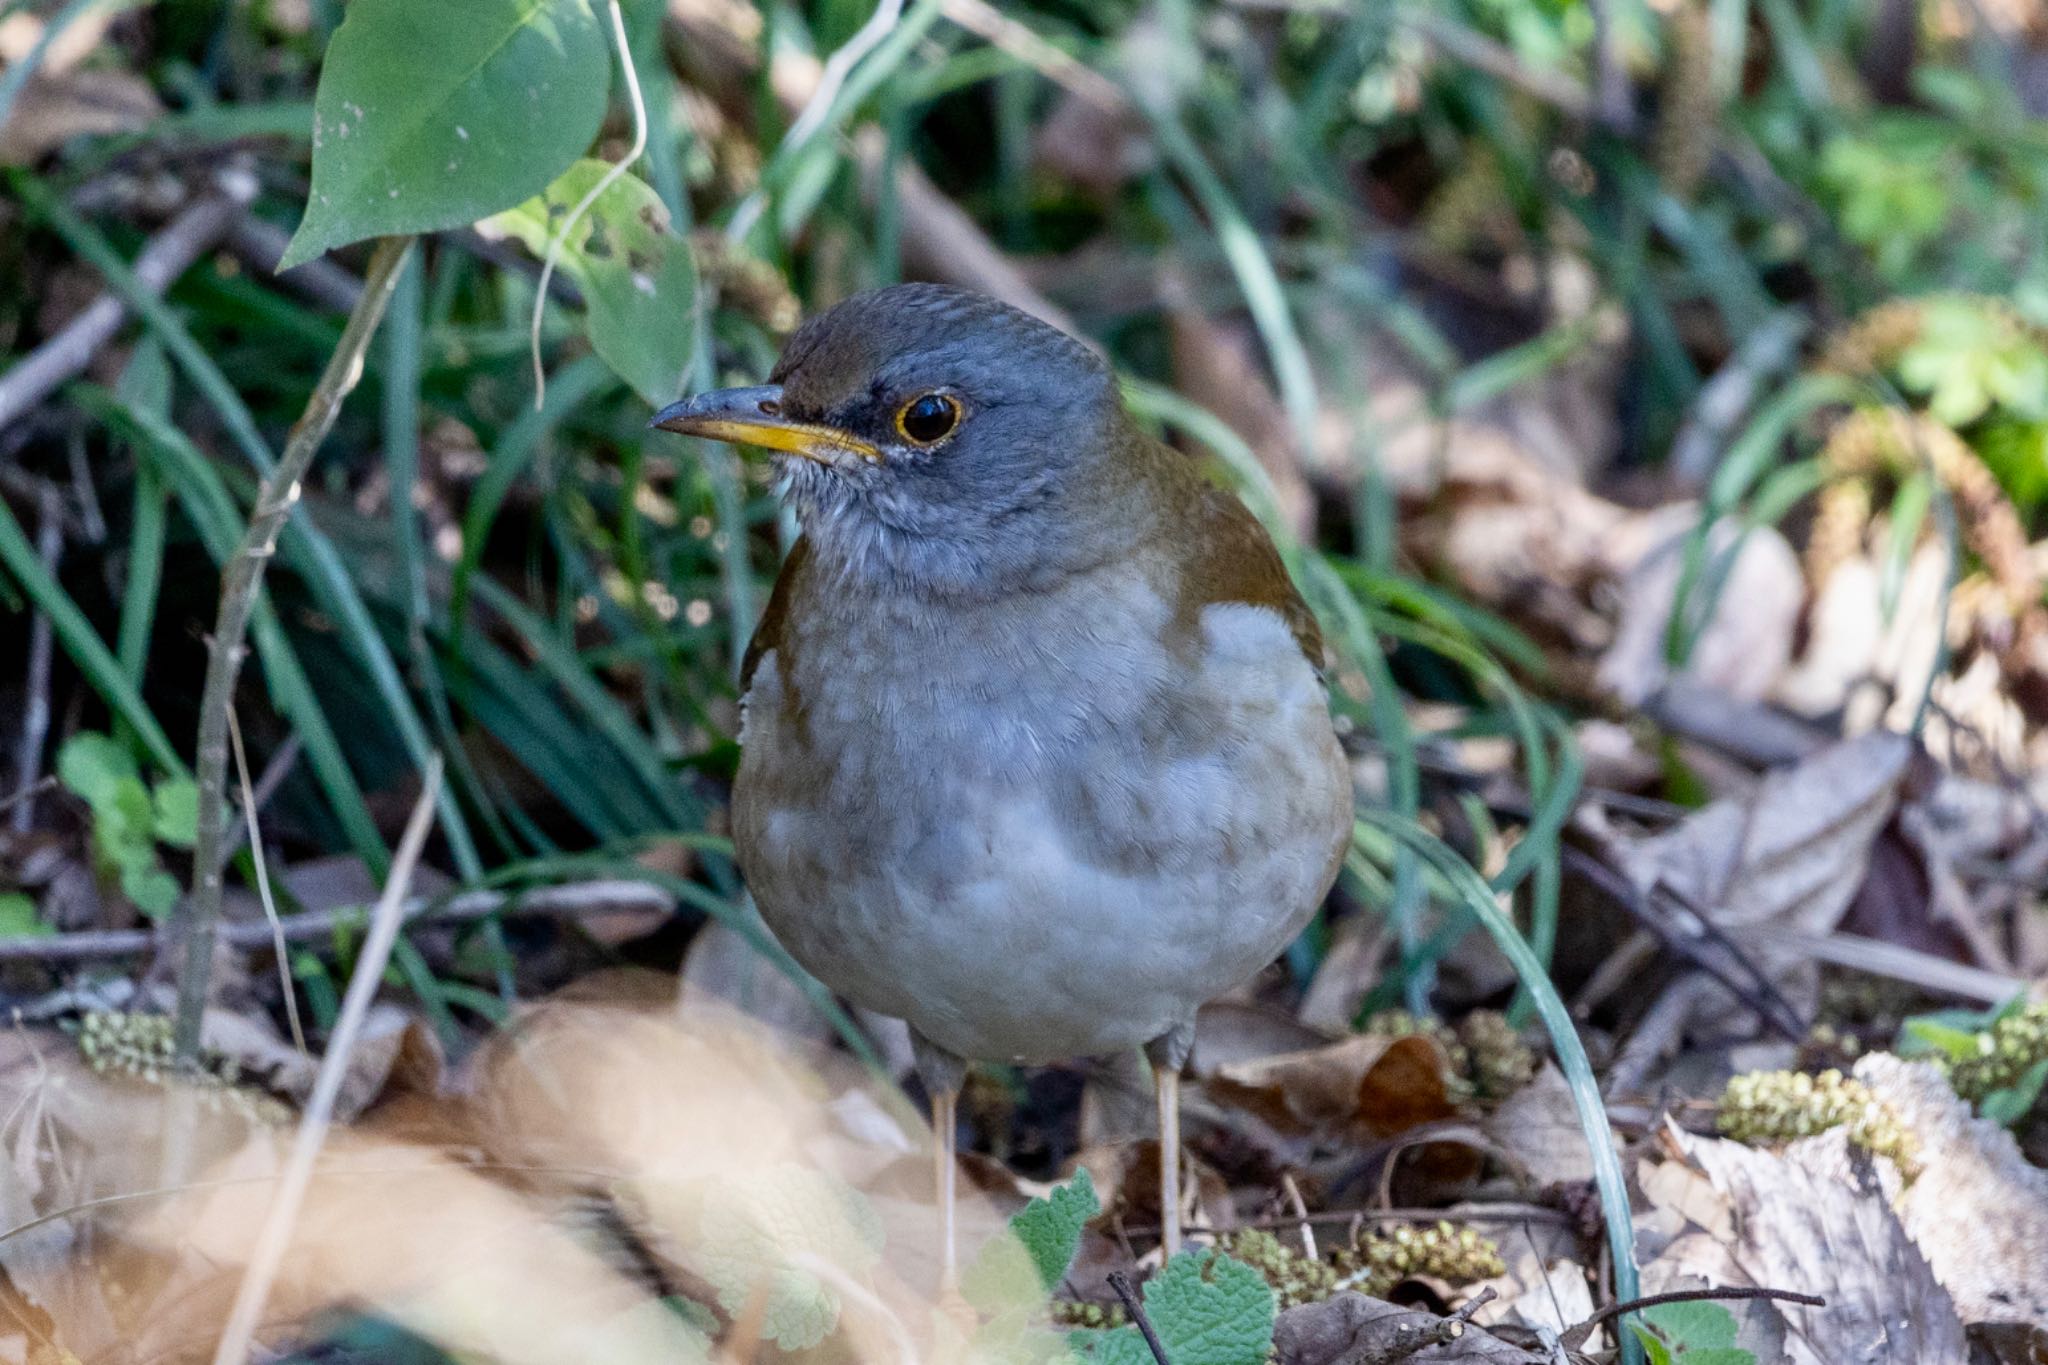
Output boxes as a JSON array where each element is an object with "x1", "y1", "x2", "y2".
[{"x1": 652, "y1": 284, "x2": 1142, "y2": 593}]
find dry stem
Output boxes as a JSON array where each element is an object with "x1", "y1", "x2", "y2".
[
  {"x1": 207, "y1": 757, "x2": 443, "y2": 1365},
  {"x1": 172, "y1": 234, "x2": 416, "y2": 1064}
]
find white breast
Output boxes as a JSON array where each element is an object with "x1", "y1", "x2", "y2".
[{"x1": 733, "y1": 580, "x2": 1352, "y2": 1064}]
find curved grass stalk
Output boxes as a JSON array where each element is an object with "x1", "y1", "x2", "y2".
[{"x1": 1357, "y1": 810, "x2": 1643, "y2": 1362}]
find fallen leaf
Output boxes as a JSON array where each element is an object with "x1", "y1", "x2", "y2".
[
  {"x1": 1272, "y1": 1291, "x2": 1545, "y2": 1365},
  {"x1": 678, "y1": 914, "x2": 833, "y2": 1046},
  {"x1": 0, "y1": 67, "x2": 160, "y2": 165},
  {"x1": 1624, "y1": 731, "x2": 1913, "y2": 932},
  {"x1": 1855, "y1": 1054, "x2": 2048, "y2": 1328},
  {"x1": 1660, "y1": 1127, "x2": 1970, "y2": 1365},
  {"x1": 1204, "y1": 1034, "x2": 1458, "y2": 1142},
  {"x1": 1481, "y1": 1062, "x2": 1601, "y2": 1187},
  {"x1": 1599, "y1": 512, "x2": 1804, "y2": 706}
]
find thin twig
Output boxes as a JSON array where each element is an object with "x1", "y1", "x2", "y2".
[
  {"x1": 530, "y1": 0, "x2": 644, "y2": 409},
  {"x1": 0, "y1": 774, "x2": 55, "y2": 818},
  {"x1": 227, "y1": 706, "x2": 304, "y2": 1055},
  {"x1": 1351, "y1": 1288, "x2": 1499, "y2": 1364},
  {"x1": 8, "y1": 485, "x2": 62, "y2": 835},
  {"x1": 1280, "y1": 1171, "x2": 1316, "y2": 1260},
  {"x1": 0, "y1": 189, "x2": 247, "y2": 431},
  {"x1": 226, "y1": 216, "x2": 365, "y2": 314},
  {"x1": 1128, "y1": 1203, "x2": 1572, "y2": 1237},
  {"x1": 1107, "y1": 1272, "x2": 1171, "y2": 1365},
  {"x1": 173, "y1": 234, "x2": 416, "y2": 1065},
  {"x1": 0, "y1": 878, "x2": 678, "y2": 963},
  {"x1": 1745, "y1": 925, "x2": 2033, "y2": 1004},
  {"x1": 207, "y1": 757, "x2": 442, "y2": 1365},
  {"x1": 222, "y1": 734, "x2": 302, "y2": 861},
  {"x1": 1562, "y1": 1285, "x2": 1825, "y2": 1349}
]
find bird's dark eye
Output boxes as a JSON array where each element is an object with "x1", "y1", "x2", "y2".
[{"x1": 895, "y1": 392, "x2": 962, "y2": 445}]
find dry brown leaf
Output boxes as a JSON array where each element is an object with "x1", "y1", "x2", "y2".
[
  {"x1": 200, "y1": 1002, "x2": 441, "y2": 1121},
  {"x1": 1480, "y1": 1062, "x2": 1600, "y2": 1187},
  {"x1": 1620, "y1": 730, "x2": 1914, "y2": 935},
  {"x1": 0, "y1": 67, "x2": 159, "y2": 165},
  {"x1": 1192, "y1": 1000, "x2": 1337, "y2": 1074},
  {"x1": 1203, "y1": 1034, "x2": 1458, "y2": 1142},
  {"x1": 1273, "y1": 1291, "x2": 1546, "y2": 1365},
  {"x1": 1656, "y1": 1127, "x2": 1970, "y2": 1365}
]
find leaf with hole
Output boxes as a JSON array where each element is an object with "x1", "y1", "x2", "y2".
[
  {"x1": 279, "y1": 0, "x2": 608, "y2": 269},
  {"x1": 480, "y1": 158, "x2": 697, "y2": 405}
]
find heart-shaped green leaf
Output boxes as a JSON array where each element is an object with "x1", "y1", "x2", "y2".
[
  {"x1": 280, "y1": 0, "x2": 608, "y2": 269},
  {"x1": 481, "y1": 159, "x2": 697, "y2": 404}
]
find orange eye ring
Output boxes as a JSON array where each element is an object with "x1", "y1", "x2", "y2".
[{"x1": 895, "y1": 392, "x2": 963, "y2": 445}]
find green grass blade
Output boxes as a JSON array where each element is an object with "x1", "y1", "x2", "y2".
[
  {"x1": 17, "y1": 177, "x2": 480, "y2": 871},
  {"x1": 0, "y1": 494, "x2": 184, "y2": 777},
  {"x1": 1357, "y1": 810, "x2": 1642, "y2": 1355},
  {"x1": 75, "y1": 385, "x2": 392, "y2": 873}
]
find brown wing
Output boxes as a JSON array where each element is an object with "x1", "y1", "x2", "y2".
[
  {"x1": 1176, "y1": 484, "x2": 1326, "y2": 669},
  {"x1": 741, "y1": 536, "x2": 812, "y2": 695}
]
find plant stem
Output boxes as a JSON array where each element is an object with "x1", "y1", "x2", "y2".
[{"x1": 172, "y1": 234, "x2": 415, "y2": 1064}]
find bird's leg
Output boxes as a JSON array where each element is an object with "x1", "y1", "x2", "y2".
[
  {"x1": 932, "y1": 1085, "x2": 960, "y2": 1289},
  {"x1": 1145, "y1": 1022, "x2": 1197, "y2": 1260},
  {"x1": 913, "y1": 1030, "x2": 969, "y2": 1295},
  {"x1": 1156, "y1": 1068, "x2": 1182, "y2": 1257}
]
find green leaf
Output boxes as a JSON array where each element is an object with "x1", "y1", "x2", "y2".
[
  {"x1": 1979, "y1": 1056, "x2": 2048, "y2": 1126},
  {"x1": 1631, "y1": 1302, "x2": 1754, "y2": 1364},
  {"x1": 0, "y1": 893, "x2": 52, "y2": 940},
  {"x1": 97, "y1": 777, "x2": 160, "y2": 873},
  {"x1": 1898, "y1": 298, "x2": 2048, "y2": 426},
  {"x1": 480, "y1": 159, "x2": 698, "y2": 405},
  {"x1": 963, "y1": 1168, "x2": 1099, "y2": 1313},
  {"x1": 56, "y1": 731, "x2": 139, "y2": 808},
  {"x1": 1632, "y1": 1326, "x2": 1677, "y2": 1365},
  {"x1": 1079, "y1": 1250, "x2": 1274, "y2": 1365},
  {"x1": 279, "y1": 0, "x2": 609, "y2": 269},
  {"x1": 121, "y1": 864, "x2": 181, "y2": 919},
  {"x1": 151, "y1": 778, "x2": 199, "y2": 848},
  {"x1": 1977, "y1": 421, "x2": 2048, "y2": 510},
  {"x1": 1902, "y1": 1015, "x2": 1991, "y2": 1062}
]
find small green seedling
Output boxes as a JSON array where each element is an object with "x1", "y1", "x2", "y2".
[{"x1": 56, "y1": 731, "x2": 198, "y2": 918}]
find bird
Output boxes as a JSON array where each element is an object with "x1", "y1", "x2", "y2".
[{"x1": 652, "y1": 283, "x2": 1353, "y2": 1284}]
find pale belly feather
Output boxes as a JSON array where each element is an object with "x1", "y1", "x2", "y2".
[{"x1": 732, "y1": 575, "x2": 1352, "y2": 1063}]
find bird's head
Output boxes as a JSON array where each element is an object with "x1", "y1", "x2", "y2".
[{"x1": 651, "y1": 284, "x2": 1139, "y2": 591}]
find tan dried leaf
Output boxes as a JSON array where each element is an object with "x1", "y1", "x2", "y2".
[
  {"x1": 1667, "y1": 1128, "x2": 1969, "y2": 1365},
  {"x1": 1204, "y1": 1034, "x2": 1458, "y2": 1141}
]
